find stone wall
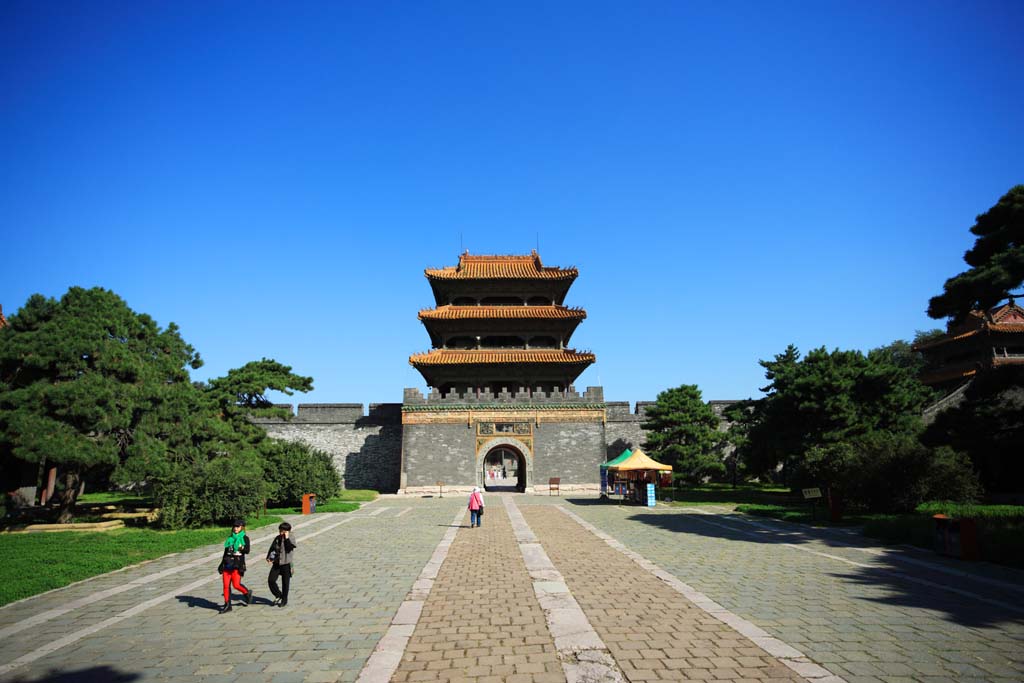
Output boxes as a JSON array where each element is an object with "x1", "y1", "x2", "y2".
[
  {"x1": 401, "y1": 423, "x2": 476, "y2": 489},
  {"x1": 252, "y1": 393, "x2": 740, "y2": 495},
  {"x1": 604, "y1": 401, "x2": 654, "y2": 458},
  {"x1": 253, "y1": 403, "x2": 403, "y2": 493},
  {"x1": 533, "y1": 422, "x2": 605, "y2": 485}
]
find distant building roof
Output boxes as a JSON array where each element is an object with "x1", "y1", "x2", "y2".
[
  {"x1": 425, "y1": 250, "x2": 577, "y2": 281},
  {"x1": 409, "y1": 348, "x2": 595, "y2": 366},
  {"x1": 418, "y1": 305, "x2": 586, "y2": 321},
  {"x1": 0, "y1": 304, "x2": 6, "y2": 329}
]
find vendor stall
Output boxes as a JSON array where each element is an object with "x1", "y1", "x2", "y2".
[{"x1": 601, "y1": 448, "x2": 672, "y2": 506}]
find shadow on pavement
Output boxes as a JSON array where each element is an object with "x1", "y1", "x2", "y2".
[
  {"x1": 597, "y1": 507, "x2": 1024, "y2": 629},
  {"x1": 175, "y1": 594, "x2": 221, "y2": 610},
  {"x1": 6, "y1": 665, "x2": 140, "y2": 683}
]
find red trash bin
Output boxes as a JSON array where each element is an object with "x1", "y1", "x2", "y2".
[{"x1": 301, "y1": 493, "x2": 316, "y2": 515}]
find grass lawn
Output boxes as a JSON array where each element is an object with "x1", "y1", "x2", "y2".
[
  {"x1": 77, "y1": 491, "x2": 153, "y2": 506},
  {"x1": 0, "y1": 489, "x2": 380, "y2": 606},
  {"x1": 666, "y1": 482, "x2": 793, "y2": 507},
  {"x1": 0, "y1": 515, "x2": 283, "y2": 607},
  {"x1": 265, "y1": 489, "x2": 377, "y2": 515}
]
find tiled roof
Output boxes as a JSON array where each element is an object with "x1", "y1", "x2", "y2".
[
  {"x1": 915, "y1": 321, "x2": 1024, "y2": 350},
  {"x1": 922, "y1": 366, "x2": 978, "y2": 384},
  {"x1": 425, "y1": 251, "x2": 577, "y2": 281},
  {"x1": 418, "y1": 305, "x2": 586, "y2": 321},
  {"x1": 409, "y1": 349, "x2": 595, "y2": 366}
]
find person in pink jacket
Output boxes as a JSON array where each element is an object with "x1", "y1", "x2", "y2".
[{"x1": 468, "y1": 486, "x2": 485, "y2": 528}]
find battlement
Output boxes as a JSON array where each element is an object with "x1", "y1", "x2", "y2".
[
  {"x1": 605, "y1": 401, "x2": 655, "y2": 421},
  {"x1": 402, "y1": 385, "x2": 605, "y2": 407},
  {"x1": 253, "y1": 403, "x2": 402, "y2": 424}
]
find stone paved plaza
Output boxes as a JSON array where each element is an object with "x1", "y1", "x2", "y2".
[{"x1": 0, "y1": 495, "x2": 1021, "y2": 683}]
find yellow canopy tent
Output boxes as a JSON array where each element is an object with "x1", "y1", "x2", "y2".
[{"x1": 605, "y1": 448, "x2": 672, "y2": 472}]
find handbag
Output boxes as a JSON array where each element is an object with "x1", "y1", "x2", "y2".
[{"x1": 477, "y1": 507, "x2": 484, "y2": 516}]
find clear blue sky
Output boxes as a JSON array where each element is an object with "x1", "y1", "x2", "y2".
[{"x1": 2, "y1": 2, "x2": 1022, "y2": 408}]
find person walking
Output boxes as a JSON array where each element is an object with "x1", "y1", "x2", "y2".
[
  {"x1": 266, "y1": 521, "x2": 297, "y2": 607},
  {"x1": 468, "y1": 486, "x2": 485, "y2": 528},
  {"x1": 217, "y1": 519, "x2": 253, "y2": 613}
]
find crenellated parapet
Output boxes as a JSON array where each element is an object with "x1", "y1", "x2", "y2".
[
  {"x1": 253, "y1": 403, "x2": 402, "y2": 425},
  {"x1": 401, "y1": 385, "x2": 605, "y2": 409}
]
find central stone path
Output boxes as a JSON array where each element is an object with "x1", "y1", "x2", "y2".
[{"x1": 392, "y1": 500, "x2": 564, "y2": 683}]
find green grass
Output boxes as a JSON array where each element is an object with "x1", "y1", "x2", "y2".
[
  {"x1": 264, "y1": 489, "x2": 376, "y2": 515},
  {"x1": 334, "y1": 489, "x2": 379, "y2": 502},
  {"x1": 265, "y1": 501, "x2": 359, "y2": 515},
  {"x1": 666, "y1": 483, "x2": 792, "y2": 508},
  {"x1": 0, "y1": 489, "x2": 379, "y2": 605},
  {"x1": 77, "y1": 491, "x2": 153, "y2": 506},
  {"x1": 0, "y1": 515, "x2": 282, "y2": 607}
]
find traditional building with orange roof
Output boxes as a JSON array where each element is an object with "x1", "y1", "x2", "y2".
[{"x1": 915, "y1": 299, "x2": 1024, "y2": 390}]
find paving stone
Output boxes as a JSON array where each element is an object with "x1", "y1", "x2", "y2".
[{"x1": 2, "y1": 495, "x2": 1023, "y2": 683}]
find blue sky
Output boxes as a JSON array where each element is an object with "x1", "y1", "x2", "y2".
[{"x1": 2, "y1": 2, "x2": 1022, "y2": 408}]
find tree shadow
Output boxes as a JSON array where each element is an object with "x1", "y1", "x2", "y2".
[
  {"x1": 564, "y1": 496, "x2": 624, "y2": 506},
  {"x1": 615, "y1": 509, "x2": 1024, "y2": 629},
  {"x1": 6, "y1": 665, "x2": 141, "y2": 683}
]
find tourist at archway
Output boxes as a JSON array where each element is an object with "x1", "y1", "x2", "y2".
[{"x1": 468, "y1": 486, "x2": 485, "y2": 528}]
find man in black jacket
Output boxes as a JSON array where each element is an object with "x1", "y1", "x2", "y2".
[{"x1": 266, "y1": 522, "x2": 297, "y2": 607}]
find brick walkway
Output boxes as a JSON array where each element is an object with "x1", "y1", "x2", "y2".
[
  {"x1": 392, "y1": 501, "x2": 564, "y2": 683},
  {"x1": 0, "y1": 494, "x2": 1021, "y2": 683}
]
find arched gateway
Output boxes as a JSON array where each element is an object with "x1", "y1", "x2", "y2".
[{"x1": 479, "y1": 441, "x2": 529, "y2": 491}]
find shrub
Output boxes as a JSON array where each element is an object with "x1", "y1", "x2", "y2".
[
  {"x1": 262, "y1": 440, "x2": 341, "y2": 507},
  {"x1": 152, "y1": 451, "x2": 271, "y2": 529},
  {"x1": 803, "y1": 432, "x2": 980, "y2": 513}
]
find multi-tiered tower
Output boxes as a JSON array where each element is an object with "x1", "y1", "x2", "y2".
[
  {"x1": 401, "y1": 251, "x2": 608, "y2": 493},
  {"x1": 409, "y1": 251, "x2": 595, "y2": 395}
]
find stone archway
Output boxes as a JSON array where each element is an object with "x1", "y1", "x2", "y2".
[{"x1": 476, "y1": 437, "x2": 532, "y2": 491}]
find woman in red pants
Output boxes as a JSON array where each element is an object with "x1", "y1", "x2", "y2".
[{"x1": 217, "y1": 519, "x2": 253, "y2": 613}]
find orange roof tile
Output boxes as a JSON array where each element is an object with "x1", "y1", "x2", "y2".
[
  {"x1": 425, "y1": 251, "x2": 577, "y2": 281},
  {"x1": 409, "y1": 349, "x2": 595, "y2": 366},
  {"x1": 418, "y1": 305, "x2": 586, "y2": 321},
  {"x1": 922, "y1": 366, "x2": 978, "y2": 384},
  {"x1": 915, "y1": 321, "x2": 1024, "y2": 350}
]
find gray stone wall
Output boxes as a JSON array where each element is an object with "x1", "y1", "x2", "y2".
[
  {"x1": 604, "y1": 401, "x2": 653, "y2": 458},
  {"x1": 253, "y1": 403, "x2": 402, "y2": 493},
  {"x1": 533, "y1": 423, "x2": 605, "y2": 485},
  {"x1": 402, "y1": 423, "x2": 476, "y2": 487},
  {"x1": 252, "y1": 392, "x2": 740, "y2": 494}
]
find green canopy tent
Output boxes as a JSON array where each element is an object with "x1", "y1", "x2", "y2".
[
  {"x1": 601, "y1": 449, "x2": 632, "y2": 470},
  {"x1": 600, "y1": 448, "x2": 632, "y2": 495}
]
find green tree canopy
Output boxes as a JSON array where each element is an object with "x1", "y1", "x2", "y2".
[
  {"x1": 641, "y1": 384, "x2": 724, "y2": 483},
  {"x1": 928, "y1": 185, "x2": 1024, "y2": 322},
  {"x1": 1, "y1": 288, "x2": 318, "y2": 527},
  {"x1": 737, "y1": 344, "x2": 935, "y2": 483},
  {"x1": 0, "y1": 288, "x2": 201, "y2": 522},
  {"x1": 117, "y1": 359, "x2": 314, "y2": 528}
]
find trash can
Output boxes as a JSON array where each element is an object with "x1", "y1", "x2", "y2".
[
  {"x1": 933, "y1": 514, "x2": 978, "y2": 560},
  {"x1": 302, "y1": 493, "x2": 316, "y2": 515}
]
